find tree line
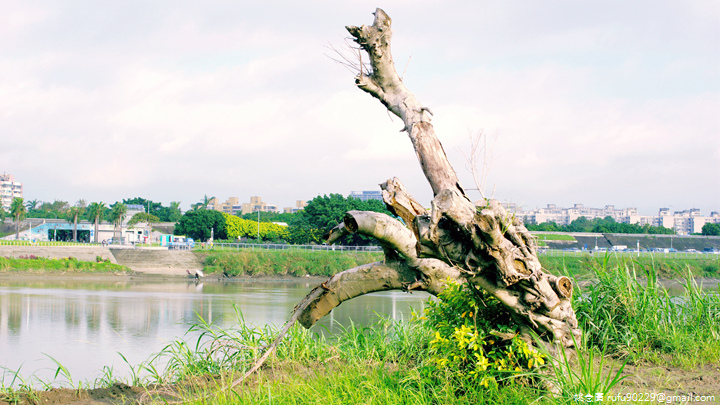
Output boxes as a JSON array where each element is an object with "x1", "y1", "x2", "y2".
[
  {"x1": 0, "y1": 197, "x2": 181, "y2": 242},
  {"x1": 524, "y1": 215, "x2": 676, "y2": 234},
  {"x1": 1, "y1": 194, "x2": 391, "y2": 245},
  {"x1": 8, "y1": 194, "x2": 715, "y2": 243},
  {"x1": 175, "y1": 193, "x2": 391, "y2": 245}
]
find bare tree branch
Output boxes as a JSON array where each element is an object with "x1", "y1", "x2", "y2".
[{"x1": 463, "y1": 130, "x2": 498, "y2": 200}]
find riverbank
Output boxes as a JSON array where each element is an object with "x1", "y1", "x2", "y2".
[
  {"x1": 2, "y1": 243, "x2": 717, "y2": 279},
  {"x1": 0, "y1": 245, "x2": 384, "y2": 278},
  {"x1": 5, "y1": 359, "x2": 716, "y2": 405},
  {"x1": 1, "y1": 261, "x2": 719, "y2": 404}
]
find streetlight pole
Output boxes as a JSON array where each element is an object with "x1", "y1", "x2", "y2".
[
  {"x1": 669, "y1": 205, "x2": 674, "y2": 251},
  {"x1": 257, "y1": 210, "x2": 260, "y2": 241}
]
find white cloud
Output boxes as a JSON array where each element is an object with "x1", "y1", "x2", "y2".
[{"x1": 0, "y1": 1, "x2": 717, "y2": 214}]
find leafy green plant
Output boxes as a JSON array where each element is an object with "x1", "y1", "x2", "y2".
[
  {"x1": 93, "y1": 365, "x2": 118, "y2": 389},
  {"x1": 1, "y1": 365, "x2": 24, "y2": 403},
  {"x1": 223, "y1": 213, "x2": 289, "y2": 242},
  {"x1": 416, "y1": 280, "x2": 546, "y2": 387},
  {"x1": 44, "y1": 353, "x2": 75, "y2": 388}
]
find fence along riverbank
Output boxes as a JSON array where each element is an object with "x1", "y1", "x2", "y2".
[{"x1": 210, "y1": 243, "x2": 382, "y2": 252}]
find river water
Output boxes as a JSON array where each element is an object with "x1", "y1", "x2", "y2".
[{"x1": 0, "y1": 277, "x2": 430, "y2": 387}]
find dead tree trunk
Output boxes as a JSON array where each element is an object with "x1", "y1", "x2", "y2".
[{"x1": 297, "y1": 8, "x2": 580, "y2": 348}]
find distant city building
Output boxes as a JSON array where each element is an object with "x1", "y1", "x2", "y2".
[
  {"x1": 517, "y1": 203, "x2": 720, "y2": 235},
  {"x1": 520, "y1": 204, "x2": 640, "y2": 226},
  {"x1": 125, "y1": 204, "x2": 146, "y2": 220},
  {"x1": 667, "y1": 208, "x2": 717, "y2": 235},
  {"x1": 283, "y1": 200, "x2": 307, "y2": 214},
  {"x1": 0, "y1": 173, "x2": 23, "y2": 211},
  {"x1": 241, "y1": 196, "x2": 278, "y2": 214},
  {"x1": 208, "y1": 196, "x2": 305, "y2": 215},
  {"x1": 208, "y1": 197, "x2": 243, "y2": 215},
  {"x1": 349, "y1": 190, "x2": 383, "y2": 202}
]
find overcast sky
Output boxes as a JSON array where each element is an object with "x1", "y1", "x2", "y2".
[{"x1": 2, "y1": 1, "x2": 718, "y2": 215}]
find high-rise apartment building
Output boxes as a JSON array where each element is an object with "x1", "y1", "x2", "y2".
[
  {"x1": 208, "y1": 197, "x2": 243, "y2": 215},
  {"x1": 241, "y1": 196, "x2": 278, "y2": 214},
  {"x1": 207, "y1": 196, "x2": 278, "y2": 215},
  {"x1": 0, "y1": 174, "x2": 23, "y2": 211},
  {"x1": 349, "y1": 190, "x2": 383, "y2": 202},
  {"x1": 283, "y1": 200, "x2": 307, "y2": 213}
]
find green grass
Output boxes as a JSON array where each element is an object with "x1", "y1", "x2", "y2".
[
  {"x1": 133, "y1": 314, "x2": 559, "y2": 405},
  {"x1": 198, "y1": 250, "x2": 383, "y2": 277},
  {"x1": 166, "y1": 362, "x2": 555, "y2": 405},
  {"x1": 572, "y1": 263, "x2": 720, "y2": 366},
  {"x1": 540, "y1": 254, "x2": 720, "y2": 278},
  {"x1": 535, "y1": 234, "x2": 576, "y2": 247},
  {"x1": 535, "y1": 234, "x2": 577, "y2": 241},
  {"x1": 0, "y1": 256, "x2": 130, "y2": 273}
]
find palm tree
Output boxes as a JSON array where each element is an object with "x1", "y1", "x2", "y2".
[
  {"x1": 108, "y1": 203, "x2": 128, "y2": 243},
  {"x1": 66, "y1": 206, "x2": 84, "y2": 242},
  {"x1": 25, "y1": 199, "x2": 40, "y2": 211},
  {"x1": 193, "y1": 195, "x2": 215, "y2": 210},
  {"x1": 86, "y1": 202, "x2": 107, "y2": 243},
  {"x1": 10, "y1": 198, "x2": 27, "y2": 240},
  {"x1": 203, "y1": 195, "x2": 215, "y2": 209}
]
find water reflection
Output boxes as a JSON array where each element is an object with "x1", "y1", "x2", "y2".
[{"x1": 0, "y1": 278, "x2": 429, "y2": 385}]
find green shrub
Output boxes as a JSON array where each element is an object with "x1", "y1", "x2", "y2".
[
  {"x1": 416, "y1": 280, "x2": 545, "y2": 387},
  {"x1": 222, "y1": 213, "x2": 289, "y2": 242}
]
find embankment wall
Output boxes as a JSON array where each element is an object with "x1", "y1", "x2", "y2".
[{"x1": 109, "y1": 248, "x2": 202, "y2": 275}]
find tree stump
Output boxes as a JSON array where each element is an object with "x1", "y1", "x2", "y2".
[{"x1": 295, "y1": 8, "x2": 581, "y2": 348}]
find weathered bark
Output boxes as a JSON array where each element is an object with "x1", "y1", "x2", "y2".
[{"x1": 292, "y1": 8, "x2": 581, "y2": 348}]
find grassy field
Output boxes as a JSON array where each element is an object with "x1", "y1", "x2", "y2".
[
  {"x1": 0, "y1": 255, "x2": 130, "y2": 273},
  {"x1": 535, "y1": 234, "x2": 577, "y2": 247},
  {"x1": 540, "y1": 254, "x2": 719, "y2": 279}
]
